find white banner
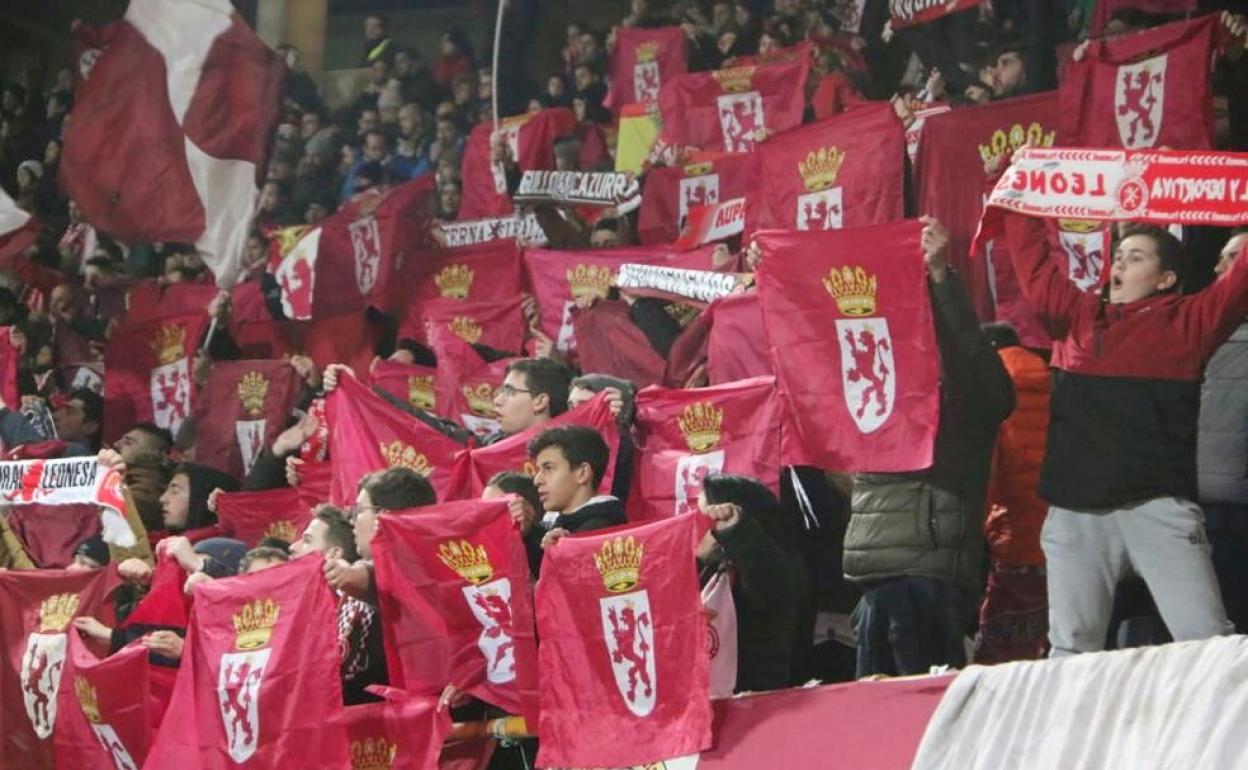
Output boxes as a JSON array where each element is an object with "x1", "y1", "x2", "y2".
[
  {"x1": 615, "y1": 263, "x2": 752, "y2": 306},
  {"x1": 0, "y1": 458, "x2": 133, "y2": 546},
  {"x1": 436, "y1": 213, "x2": 547, "y2": 249}
]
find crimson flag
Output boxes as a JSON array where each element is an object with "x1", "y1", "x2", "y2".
[
  {"x1": 427, "y1": 326, "x2": 519, "y2": 441},
  {"x1": 121, "y1": 554, "x2": 191, "y2": 630},
  {"x1": 534, "y1": 514, "x2": 711, "y2": 768},
  {"x1": 300, "y1": 311, "x2": 383, "y2": 380},
  {"x1": 215, "y1": 487, "x2": 312, "y2": 549},
  {"x1": 336, "y1": 691, "x2": 450, "y2": 770},
  {"x1": 296, "y1": 459, "x2": 332, "y2": 506},
  {"x1": 144, "y1": 554, "x2": 348, "y2": 768},
  {"x1": 314, "y1": 178, "x2": 437, "y2": 318},
  {"x1": 0, "y1": 569, "x2": 116, "y2": 768},
  {"x1": 371, "y1": 499, "x2": 540, "y2": 724},
  {"x1": 572, "y1": 300, "x2": 668, "y2": 388},
  {"x1": 102, "y1": 312, "x2": 210, "y2": 444},
  {"x1": 6, "y1": 504, "x2": 102, "y2": 569},
  {"x1": 452, "y1": 392, "x2": 622, "y2": 499},
  {"x1": 755, "y1": 220, "x2": 940, "y2": 472},
  {"x1": 706, "y1": 292, "x2": 773, "y2": 384},
  {"x1": 373, "y1": 360, "x2": 440, "y2": 415},
  {"x1": 983, "y1": 238, "x2": 1050, "y2": 350},
  {"x1": 122, "y1": 281, "x2": 220, "y2": 324},
  {"x1": 729, "y1": 40, "x2": 816, "y2": 68},
  {"x1": 326, "y1": 374, "x2": 466, "y2": 506},
  {"x1": 54, "y1": 635, "x2": 152, "y2": 770},
  {"x1": 1091, "y1": 0, "x2": 1198, "y2": 35},
  {"x1": 460, "y1": 108, "x2": 578, "y2": 220},
  {"x1": 606, "y1": 26, "x2": 689, "y2": 110},
  {"x1": 407, "y1": 240, "x2": 526, "y2": 310},
  {"x1": 744, "y1": 102, "x2": 905, "y2": 235},
  {"x1": 227, "y1": 281, "x2": 297, "y2": 360},
  {"x1": 629, "y1": 377, "x2": 782, "y2": 521},
  {"x1": 915, "y1": 91, "x2": 1060, "y2": 318},
  {"x1": 658, "y1": 59, "x2": 808, "y2": 154},
  {"x1": 400, "y1": 296, "x2": 527, "y2": 355},
  {"x1": 60, "y1": 2, "x2": 284, "y2": 287},
  {"x1": 1060, "y1": 15, "x2": 1215, "y2": 150},
  {"x1": 192, "y1": 359, "x2": 303, "y2": 479},
  {"x1": 638, "y1": 154, "x2": 757, "y2": 245},
  {"x1": 523, "y1": 245, "x2": 717, "y2": 356},
  {"x1": 0, "y1": 328, "x2": 20, "y2": 417}
]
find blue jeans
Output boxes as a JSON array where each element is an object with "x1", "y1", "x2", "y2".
[{"x1": 852, "y1": 576, "x2": 974, "y2": 678}]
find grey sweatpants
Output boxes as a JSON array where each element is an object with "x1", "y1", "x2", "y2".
[{"x1": 1042, "y1": 497, "x2": 1235, "y2": 657}]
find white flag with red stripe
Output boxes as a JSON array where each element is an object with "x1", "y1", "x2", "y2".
[{"x1": 60, "y1": 0, "x2": 284, "y2": 288}]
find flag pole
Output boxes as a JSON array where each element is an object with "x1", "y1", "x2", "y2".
[{"x1": 492, "y1": 0, "x2": 505, "y2": 133}]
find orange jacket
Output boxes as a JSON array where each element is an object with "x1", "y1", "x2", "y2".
[{"x1": 985, "y1": 346, "x2": 1051, "y2": 566}]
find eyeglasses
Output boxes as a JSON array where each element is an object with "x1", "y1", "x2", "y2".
[
  {"x1": 498, "y1": 384, "x2": 532, "y2": 398},
  {"x1": 344, "y1": 505, "x2": 384, "y2": 523}
]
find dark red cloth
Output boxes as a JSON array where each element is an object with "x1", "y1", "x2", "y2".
[
  {"x1": 54, "y1": 635, "x2": 153, "y2": 770},
  {"x1": 336, "y1": 691, "x2": 450, "y2": 770},
  {"x1": 451, "y1": 393, "x2": 621, "y2": 499},
  {"x1": 121, "y1": 555, "x2": 191, "y2": 629},
  {"x1": 973, "y1": 564, "x2": 1048, "y2": 665},
  {"x1": 606, "y1": 26, "x2": 689, "y2": 109},
  {"x1": 215, "y1": 487, "x2": 311, "y2": 549},
  {"x1": 460, "y1": 108, "x2": 578, "y2": 220},
  {"x1": 572, "y1": 300, "x2": 667, "y2": 388},
  {"x1": 102, "y1": 312, "x2": 211, "y2": 444},
  {"x1": 523, "y1": 245, "x2": 717, "y2": 358},
  {"x1": 755, "y1": 220, "x2": 940, "y2": 472},
  {"x1": 0, "y1": 568, "x2": 116, "y2": 768},
  {"x1": 1090, "y1": 0, "x2": 1199, "y2": 34},
  {"x1": 371, "y1": 499, "x2": 539, "y2": 725},
  {"x1": 0, "y1": 327, "x2": 20, "y2": 410},
  {"x1": 313, "y1": 178, "x2": 436, "y2": 318},
  {"x1": 372, "y1": 360, "x2": 440, "y2": 415},
  {"x1": 745, "y1": 102, "x2": 905, "y2": 236},
  {"x1": 705, "y1": 292, "x2": 773, "y2": 384},
  {"x1": 629, "y1": 377, "x2": 782, "y2": 520},
  {"x1": 915, "y1": 91, "x2": 1060, "y2": 319},
  {"x1": 427, "y1": 326, "x2": 518, "y2": 441},
  {"x1": 192, "y1": 359, "x2": 303, "y2": 480},
  {"x1": 638, "y1": 154, "x2": 757, "y2": 245},
  {"x1": 657, "y1": 59, "x2": 809, "y2": 154},
  {"x1": 5, "y1": 504, "x2": 102, "y2": 569},
  {"x1": 144, "y1": 555, "x2": 348, "y2": 768},
  {"x1": 1060, "y1": 15, "x2": 1215, "y2": 150},
  {"x1": 984, "y1": 237, "x2": 1051, "y2": 350},
  {"x1": 400, "y1": 296, "x2": 527, "y2": 355},
  {"x1": 811, "y1": 71, "x2": 866, "y2": 119},
  {"x1": 122, "y1": 282, "x2": 220, "y2": 324},
  {"x1": 404, "y1": 240, "x2": 527, "y2": 330},
  {"x1": 534, "y1": 514, "x2": 711, "y2": 768},
  {"x1": 301, "y1": 311, "x2": 383, "y2": 381},
  {"x1": 326, "y1": 374, "x2": 466, "y2": 506}
]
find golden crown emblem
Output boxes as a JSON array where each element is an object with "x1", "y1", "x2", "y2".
[
  {"x1": 149, "y1": 323, "x2": 187, "y2": 366},
  {"x1": 407, "y1": 375, "x2": 436, "y2": 411},
  {"x1": 678, "y1": 401, "x2": 724, "y2": 454},
  {"x1": 435, "y1": 264, "x2": 474, "y2": 299},
  {"x1": 823, "y1": 266, "x2": 878, "y2": 317},
  {"x1": 449, "y1": 316, "x2": 483, "y2": 344},
  {"x1": 232, "y1": 598, "x2": 280, "y2": 650},
  {"x1": 237, "y1": 371, "x2": 270, "y2": 417},
  {"x1": 437, "y1": 539, "x2": 495, "y2": 585},
  {"x1": 1058, "y1": 219, "x2": 1101, "y2": 234},
  {"x1": 264, "y1": 519, "x2": 297, "y2": 543},
  {"x1": 683, "y1": 162, "x2": 713, "y2": 176},
  {"x1": 74, "y1": 676, "x2": 101, "y2": 724},
  {"x1": 463, "y1": 382, "x2": 497, "y2": 417},
  {"x1": 711, "y1": 65, "x2": 756, "y2": 93},
  {"x1": 635, "y1": 41, "x2": 660, "y2": 63},
  {"x1": 350, "y1": 737, "x2": 397, "y2": 770},
  {"x1": 567, "y1": 264, "x2": 613, "y2": 301},
  {"x1": 39, "y1": 593, "x2": 80, "y2": 632},
  {"x1": 379, "y1": 441, "x2": 432, "y2": 476},
  {"x1": 594, "y1": 536, "x2": 645, "y2": 593},
  {"x1": 977, "y1": 121, "x2": 1056, "y2": 164},
  {"x1": 798, "y1": 146, "x2": 846, "y2": 192}
]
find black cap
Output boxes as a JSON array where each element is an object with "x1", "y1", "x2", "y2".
[{"x1": 73, "y1": 534, "x2": 110, "y2": 567}]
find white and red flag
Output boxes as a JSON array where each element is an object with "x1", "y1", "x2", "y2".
[
  {"x1": 0, "y1": 187, "x2": 37, "y2": 264},
  {"x1": 534, "y1": 514, "x2": 711, "y2": 768},
  {"x1": 371, "y1": 499, "x2": 540, "y2": 725},
  {"x1": 755, "y1": 220, "x2": 941, "y2": 472},
  {"x1": 61, "y1": 0, "x2": 285, "y2": 287}
]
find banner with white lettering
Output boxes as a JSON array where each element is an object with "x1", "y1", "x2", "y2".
[
  {"x1": 976, "y1": 147, "x2": 1248, "y2": 251},
  {"x1": 434, "y1": 214, "x2": 547, "y2": 249},
  {"x1": 513, "y1": 171, "x2": 642, "y2": 211},
  {"x1": 889, "y1": 0, "x2": 987, "y2": 29},
  {"x1": 0, "y1": 458, "x2": 132, "y2": 546},
  {"x1": 674, "y1": 197, "x2": 746, "y2": 250},
  {"x1": 616, "y1": 263, "x2": 753, "y2": 307}
]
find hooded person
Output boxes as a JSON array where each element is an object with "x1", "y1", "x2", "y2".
[{"x1": 156, "y1": 462, "x2": 240, "y2": 543}]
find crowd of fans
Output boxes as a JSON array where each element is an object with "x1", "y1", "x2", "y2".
[{"x1": 2, "y1": 0, "x2": 1248, "y2": 764}]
